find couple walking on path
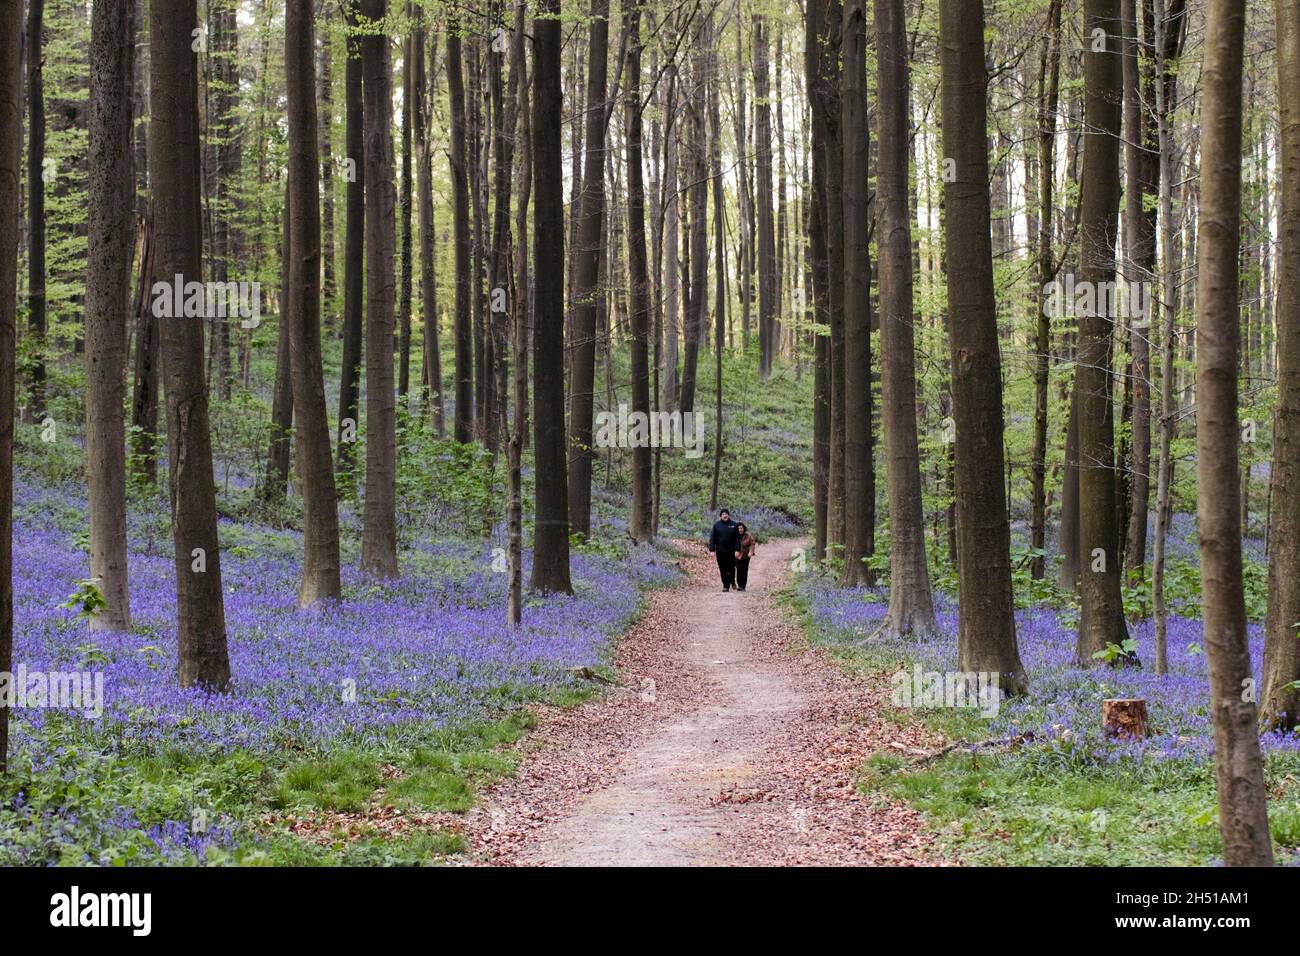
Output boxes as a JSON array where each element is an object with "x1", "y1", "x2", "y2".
[{"x1": 707, "y1": 509, "x2": 758, "y2": 592}]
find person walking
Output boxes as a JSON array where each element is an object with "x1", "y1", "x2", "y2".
[
  {"x1": 708, "y1": 509, "x2": 739, "y2": 591},
  {"x1": 734, "y1": 523, "x2": 757, "y2": 592}
]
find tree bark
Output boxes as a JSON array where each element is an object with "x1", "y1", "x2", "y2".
[
  {"x1": 567, "y1": 0, "x2": 611, "y2": 540},
  {"x1": 338, "y1": 0, "x2": 365, "y2": 475},
  {"x1": 530, "y1": 0, "x2": 572, "y2": 595},
  {"x1": 397, "y1": 9, "x2": 414, "y2": 402},
  {"x1": 939, "y1": 0, "x2": 1026, "y2": 694},
  {"x1": 754, "y1": 13, "x2": 776, "y2": 380},
  {"x1": 27, "y1": 0, "x2": 47, "y2": 419},
  {"x1": 873, "y1": 0, "x2": 935, "y2": 636},
  {"x1": 85, "y1": 0, "x2": 135, "y2": 632},
  {"x1": 0, "y1": 0, "x2": 24, "y2": 772},
  {"x1": 1194, "y1": 0, "x2": 1273, "y2": 866},
  {"x1": 448, "y1": 20, "x2": 475, "y2": 444},
  {"x1": 151, "y1": 0, "x2": 231, "y2": 691},
  {"x1": 625, "y1": 0, "x2": 653, "y2": 544},
  {"x1": 1029, "y1": 0, "x2": 1063, "y2": 580},
  {"x1": 508, "y1": 28, "x2": 531, "y2": 625},
  {"x1": 1262, "y1": 0, "x2": 1300, "y2": 731},
  {"x1": 1074, "y1": 0, "x2": 1132, "y2": 666},
  {"x1": 287, "y1": 0, "x2": 343, "y2": 605},
  {"x1": 360, "y1": 0, "x2": 398, "y2": 578},
  {"x1": 840, "y1": 0, "x2": 874, "y2": 587}
]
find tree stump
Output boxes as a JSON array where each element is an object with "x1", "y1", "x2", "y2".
[{"x1": 1102, "y1": 699, "x2": 1148, "y2": 740}]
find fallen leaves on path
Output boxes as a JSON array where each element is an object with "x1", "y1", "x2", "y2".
[{"x1": 455, "y1": 538, "x2": 946, "y2": 867}]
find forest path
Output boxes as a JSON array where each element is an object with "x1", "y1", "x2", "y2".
[{"x1": 463, "y1": 537, "x2": 941, "y2": 866}]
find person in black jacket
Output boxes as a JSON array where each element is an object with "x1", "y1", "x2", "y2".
[{"x1": 708, "y1": 509, "x2": 739, "y2": 591}]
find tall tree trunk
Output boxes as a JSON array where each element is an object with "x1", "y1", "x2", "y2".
[
  {"x1": 85, "y1": 0, "x2": 135, "y2": 633},
  {"x1": 840, "y1": 0, "x2": 873, "y2": 587},
  {"x1": 807, "y1": 0, "x2": 830, "y2": 561},
  {"x1": 662, "y1": 66, "x2": 680, "y2": 411},
  {"x1": 939, "y1": 0, "x2": 1026, "y2": 694},
  {"x1": 708, "y1": 13, "x2": 725, "y2": 512},
  {"x1": 151, "y1": 0, "x2": 231, "y2": 691},
  {"x1": 821, "y1": 0, "x2": 846, "y2": 552},
  {"x1": 873, "y1": 0, "x2": 935, "y2": 636},
  {"x1": 1074, "y1": 0, "x2": 1132, "y2": 666},
  {"x1": 1030, "y1": 0, "x2": 1063, "y2": 580},
  {"x1": 0, "y1": 0, "x2": 25, "y2": 773},
  {"x1": 679, "y1": 34, "x2": 708, "y2": 416},
  {"x1": 415, "y1": 12, "x2": 443, "y2": 434},
  {"x1": 264, "y1": 183, "x2": 294, "y2": 502},
  {"x1": 397, "y1": 11, "x2": 414, "y2": 401},
  {"x1": 448, "y1": 20, "x2": 475, "y2": 444},
  {"x1": 1122, "y1": 0, "x2": 1159, "y2": 582},
  {"x1": 318, "y1": 2, "x2": 336, "y2": 323},
  {"x1": 287, "y1": 0, "x2": 343, "y2": 605},
  {"x1": 508, "y1": 30, "x2": 532, "y2": 625},
  {"x1": 567, "y1": 0, "x2": 611, "y2": 540},
  {"x1": 1262, "y1": 0, "x2": 1300, "y2": 731},
  {"x1": 338, "y1": 0, "x2": 365, "y2": 475},
  {"x1": 360, "y1": 0, "x2": 398, "y2": 577},
  {"x1": 530, "y1": 0, "x2": 572, "y2": 595},
  {"x1": 625, "y1": 0, "x2": 653, "y2": 544},
  {"x1": 130, "y1": 213, "x2": 159, "y2": 485},
  {"x1": 210, "y1": 0, "x2": 238, "y2": 400},
  {"x1": 1195, "y1": 0, "x2": 1273, "y2": 866},
  {"x1": 754, "y1": 13, "x2": 776, "y2": 379},
  {"x1": 27, "y1": 0, "x2": 47, "y2": 418}
]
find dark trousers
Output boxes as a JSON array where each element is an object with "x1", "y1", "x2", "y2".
[
  {"x1": 715, "y1": 550, "x2": 735, "y2": 588},
  {"x1": 735, "y1": 557, "x2": 750, "y2": 590}
]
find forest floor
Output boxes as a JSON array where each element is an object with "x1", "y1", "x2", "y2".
[{"x1": 459, "y1": 538, "x2": 941, "y2": 866}]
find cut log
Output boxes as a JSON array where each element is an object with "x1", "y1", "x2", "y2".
[{"x1": 1102, "y1": 698, "x2": 1148, "y2": 740}]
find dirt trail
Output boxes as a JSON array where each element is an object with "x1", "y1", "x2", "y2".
[{"x1": 464, "y1": 538, "x2": 941, "y2": 866}]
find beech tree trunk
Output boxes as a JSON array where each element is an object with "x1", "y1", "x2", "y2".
[
  {"x1": 448, "y1": 20, "x2": 475, "y2": 444},
  {"x1": 567, "y1": 0, "x2": 611, "y2": 540},
  {"x1": 287, "y1": 0, "x2": 342, "y2": 605},
  {"x1": 939, "y1": 0, "x2": 1026, "y2": 694},
  {"x1": 0, "y1": 0, "x2": 23, "y2": 773},
  {"x1": 360, "y1": 0, "x2": 398, "y2": 578},
  {"x1": 85, "y1": 0, "x2": 135, "y2": 632},
  {"x1": 1194, "y1": 0, "x2": 1273, "y2": 866},
  {"x1": 530, "y1": 0, "x2": 573, "y2": 595},
  {"x1": 1029, "y1": 0, "x2": 1063, "y2": 580},
  {"x1": 625, "y1": 0, "x2": 654, "y2": 544},
  {"x1": 27, "y1": 0, "x2": 47, "y2": 419},
  {"x1": 508, "y1": 11, "x2": 532, "y2": 626},
  {"x1": 151, "y1": 0, "x2": 231, "y2": 691},
  {"x1": 754, "y1": 13, "x2": 776, "y2": 380},
  {"x1": 874, "y1": 0, "x2": 935, "y2": 637},
  {"x1": 840, "y1": 0, "x2": 873, "y2": 587},
  {"x1": 338, "y1": 0, "x2": 365, "y2": 475},
  {"x1": 1074, "y1": 0, "x2": 1132, "y2": 666},
  {"x1": 1262, "y1": 0, "x2": 1300, "y2": 731}
]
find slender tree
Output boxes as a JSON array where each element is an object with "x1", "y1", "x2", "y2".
[
  {"x1": 625, "y1": 0, "x2": 654, "y2": 543},
  {"x1": 1029, "y1": 0, "x2": 1063, "y2": 580},
  {"x1": 840, "y1": 0, "x2": 873, "y2": 586},
  {"x1": 0, "y1": 0, "x2": 23, "y2": 773},
  {"x1": 360, "y1": 0, "x2": 399, "y2": 577},
  {"x1": 1074, "y1": 0, "x2": 1132, "y2": 665},
  {"x1": 754, "y1": 13, "x2": 776, "y2": 378},
  {"x1": 287, "y1": 0, "x2": 343, "y2": 604},
  {"x1": 567, "y1": 0, "x2": 611, "y2": 540},
  {"x1": 530, "y1": 0, "x2": 573, "y2": 594},
  {"x1": 1262, "y1": 0, "x2": 1300, "y2": 730},
  {"x1": 151, "y1": 0, "x2": 231, "y2": 690},
  {"x1": 85, "y1": 0, "x2": 135, "y2": 633},
  {"x1": 448, "y1": 19, "x2": 474, "y2": 444},
  {"x1": 338, "y1": 0, "x2": 366, "y2": 474},
  {"x1": 508, "y1": 12, "x2": 532, "y2": 624},
  {"x1": 27, "y1": 0, "x2": 47, "y2": 419},
  {"x1": 1195, "y1": 0, "x2": 1273, "y2": 866},
  {"x1": 415, "y1": 9, "x2": 443, "y2": 433},
  {"x1": 873, "y1": 0, "x2": 935, "y2": 636},
  {"x1": 939, "y1": 0, "x2": 1026, "y2": 693}
]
